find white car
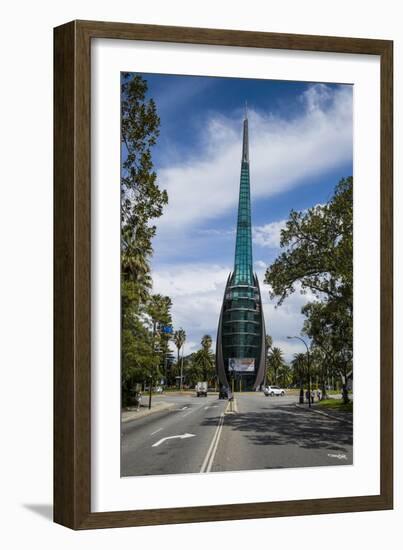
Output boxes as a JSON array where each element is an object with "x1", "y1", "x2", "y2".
[{"x1": 263, "y1": 385, "x2": 285, "y2": 396}]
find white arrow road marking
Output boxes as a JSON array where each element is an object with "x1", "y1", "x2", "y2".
[{"x1": 152, "y1": 433, "x2": 195, "y2": 447}]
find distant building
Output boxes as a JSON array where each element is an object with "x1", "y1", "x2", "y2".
[{"x1": 216, "y1": 109, "x2": 266, "y2": 391}]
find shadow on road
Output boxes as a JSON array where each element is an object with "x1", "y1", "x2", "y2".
[{"x1": 202, "y1": 404, "x2": 352, "y2": 452}]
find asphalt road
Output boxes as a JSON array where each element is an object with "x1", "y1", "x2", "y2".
[{"x1": 121, "y1": 392, "x2": 353, "y2": 477}]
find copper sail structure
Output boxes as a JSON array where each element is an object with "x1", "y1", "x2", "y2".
[{"x1": 216, "y1": 110, "x2": 266, "y2": 392}]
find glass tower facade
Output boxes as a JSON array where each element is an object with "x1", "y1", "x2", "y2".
[{"x1": 216, "y1": 112, "x2": 266, "y2": 392}]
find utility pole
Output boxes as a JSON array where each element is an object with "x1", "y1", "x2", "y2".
[
  {"x1": 149, "y1": 321, "x2": 158, "y2": 409},
  {"x1": 180, "y1": 344, "x2": 184, "y2": 391},
  {"x1": 164, "y1": 351, "x2": 168, "y2": 388}
]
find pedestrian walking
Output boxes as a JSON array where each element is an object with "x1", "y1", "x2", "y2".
[{"x1": 136, "y1": 391, "x2": 142, "y2": 411}]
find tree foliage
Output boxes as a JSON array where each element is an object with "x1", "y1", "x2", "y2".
[
  {"x1": 121, "y1": 74, "x2": 171, "y2": 406},
  {"x1": 291, "y1": 353, "x2": 307, "y2": 386},
  {"x1": 180, "y1": 335, "x2": 217, "y2": 387},
  {"x1": 173, "y1": 328, "x2": 186, "y2": 387},
  {"x1": 194, "y1": 335, "x2": 216, "y2": 383},
  {"x1": 265, "y1": 177, "x2": 353, "y2": 400},
  {"x1": 265, "y1": 177, "x2": 352, "y2": 308},
  {"x1": 267, "y1": 347, "x2": 285, "y2": 384}
]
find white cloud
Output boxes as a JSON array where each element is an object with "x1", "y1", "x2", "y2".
[
  {"x1": 152, "y1": 264, "x2": 228, "y2": 352},
  {"x1": 253, "y1": 219, "x2": 287, "y2": 249},
  {"x1": 152, "y1": 263, "x2": 313, "y2": 362},
  {"x1": 155, "y1": 84, "x2": 352, "y2": 234},
  {"x1": 149, "y1": 84, "x2": 349, "y2": 361}
]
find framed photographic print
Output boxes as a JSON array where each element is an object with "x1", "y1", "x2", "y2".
[{"x1": 54, "y1": 20, "x2": 393, "y2": 529}]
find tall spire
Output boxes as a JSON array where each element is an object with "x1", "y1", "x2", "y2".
[
  {"x1": 242, "y1": 104, "x2": 249, "y2": 163},
  {"x1": 233, "y1": 108, "x2": 253, "y2": 285},
  {"x1": 216, "y1": 104, "x2": 266, "y2": 393}
]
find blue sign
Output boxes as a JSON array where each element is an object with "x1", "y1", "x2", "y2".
[{"x1": 161, "y1": 326, "x2": 173, "y2": 334}]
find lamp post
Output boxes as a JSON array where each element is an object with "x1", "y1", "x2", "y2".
[
  {"x1": 287, "y1": 336, "x2": 311, "y2": 408},
  {"x1": 149, "y1": 321, "x2": 158, "y2": 409},
  {"x1": 180, "y1": 343, "x2": 184, "y2": 391}
]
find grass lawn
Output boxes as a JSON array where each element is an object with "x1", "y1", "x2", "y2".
[{"x1": 316, "y1": 399, "x2": 353, "y2": 413}]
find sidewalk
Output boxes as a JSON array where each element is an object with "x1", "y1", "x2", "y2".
[{"x1": 122, "y1": 400, "x2": 177, "y2": 423}]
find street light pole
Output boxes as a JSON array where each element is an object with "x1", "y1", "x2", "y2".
[
  {"x1": 287, "y1": 335, "x2": 311, "y2": 408},
  {"x1": 180, "y1": 344, "x2": 184, "y2": 391},
  {"x1": 149, "y1": 321, "x2": 158, "y2": 409}
]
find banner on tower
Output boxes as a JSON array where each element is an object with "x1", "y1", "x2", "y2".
[{"x1": 228, "y1": 358, "x2": 255, "y2": 372}]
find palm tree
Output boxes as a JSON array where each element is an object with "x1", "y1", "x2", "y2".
[
  {"x1": 201, "y1": 334, "x2": 212, "y2": 353},
  {"x1": 268, "y1": 347, "x2": 284, "y2": 384},
  {"x1": 278, "y1": 363, "x2": 292, "y2": 388},
  {"x1": 173, "y1": 328, "x2": 186, "y2": 390},
  {"x1": 291, "y1": 353, "x2": 306, "y2": 385},
  {"x1": 147, "y1": 294, "x2": 172, "y2": 327},
  {"x1": 121, "y1": 225, "x2": 153, "y2": 306},
  {"x1": 195, "y1": 335, "x2": 215, "y2": 384},
  {"x1": 263, "y1": 334, "x2": 273, "y2": 387},
  {"x1": 291, "y1": 352, "x2": 307, "y2": 403}
]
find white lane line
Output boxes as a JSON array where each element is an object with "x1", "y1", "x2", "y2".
[
  {"x1": 179, "y1": 406, "x2": 188, "y2": 410},
  {"x1": 206, "y1": 414, "x2": 225, "y2": 472},
  {"x1": 182, "y1": 410, "x2": 195, "y2": 418},
  {"x1": 200, "y1": 413, "x2": 225, "y2": 473},
  {"x1": 150, "y1": 428, "x2": 162, "y2": 436},
  {"x1": 152, "y1": 433, "x2": 195, "y2": 447}
]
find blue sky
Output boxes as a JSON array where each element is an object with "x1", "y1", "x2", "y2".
[{"x1": 124, "y1": 73, "x2": 353, "y2": 360}]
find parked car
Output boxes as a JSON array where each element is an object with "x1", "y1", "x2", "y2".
[
  {"x1": 263, "y1": 385, "x2": 285, "y2": 397},
  {"x1": 195, "y1": 381, "x2": 208, "y2": 397}
]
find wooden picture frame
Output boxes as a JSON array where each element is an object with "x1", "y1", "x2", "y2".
[{"x1": 54, "y1": 20, "x2": 393, "y2": 529}]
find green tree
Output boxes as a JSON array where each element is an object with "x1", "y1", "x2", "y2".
[
  {"x1": 265, "y1": 177, "x2": 352, "y2": 308},
  {"x1": 268, "y1": 347, "x2": 284, "y2": 384},
  {"x1": 173, "y1": 329, "x2": 186, "y2": 390},
  {"x1": 121, "y1": 74, "x2": 167, "y2": 302},
  {"x1": 120, "y1": 74, "x2": 169, "y2": 406},
  {"x1": 146, "y1": 294, "x2": 173, "y2": 382},
  {"x1": 265, "y1": 177, "x2": 353, "y2": 403},
  {"x1": 182, "y1": 353, "x2": 203, "y2": 387},
  {"x1": 201, "y1": 334, "x2": 212, "y2": 352},
  {"x1": 263, "y1": 334, "x2": 273, "y2": 386},
  {"x1": 291, "y1": 352, "x2": 307, "y2": 387},
  {"x1": 193, "y1": 335, "x2": 216, "y2": 385},
  {"x1": 121, "y1": 317, "x2": 154, "y2": 406},
  {"x1": 278, "y1": 363, "x2": 292, "y2": 388},
  {"x1": 302, "y1": 300, "x2": 352, "y2": 401}
]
